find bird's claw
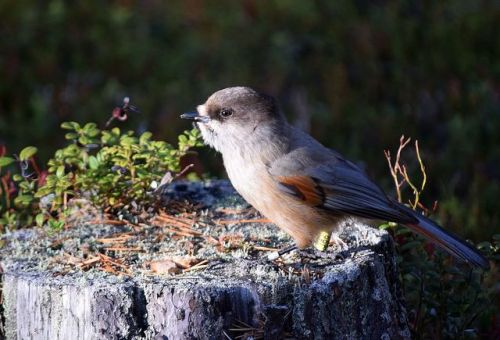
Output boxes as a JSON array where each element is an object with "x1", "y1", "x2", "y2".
[{"x1": 264, "y1": 244, "x2": 298, "y2": 261}]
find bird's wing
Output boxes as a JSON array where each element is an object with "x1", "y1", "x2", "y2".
[
  {"x1": 268, "y1": 147, "x2": 417, "y2": 224},
  {"x1": 269, "y1": 145, "x2": 489, "y2": 269}
]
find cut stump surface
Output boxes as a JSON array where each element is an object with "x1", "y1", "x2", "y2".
[{"x1": 1, "y1": 180, "x2": 410, "y2": 339}]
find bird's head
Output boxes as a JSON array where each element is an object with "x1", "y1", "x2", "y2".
[{"x1": 181, "y1": 87, "x2": 285, "y2": 153}]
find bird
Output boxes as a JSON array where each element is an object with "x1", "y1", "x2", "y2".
[{"x1": 181, "y1": 86, "x2": 489, "y2": 269}]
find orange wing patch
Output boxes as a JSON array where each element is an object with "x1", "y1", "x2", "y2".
[{"x1": 277, "y1": 175, "x2": 324, "y2": 206}]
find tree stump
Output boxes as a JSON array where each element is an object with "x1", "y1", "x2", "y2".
[{"x1": 0, "y1": 180, "x2": 410, "y2": 339}]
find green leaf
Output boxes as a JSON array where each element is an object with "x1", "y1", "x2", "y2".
[
  {"x1": 61, "y1": 121, "x2": 80, "y2": 130},
  {"x1": 12, "y1": 174, "x2": 23, "y2": 182},
  {"x1": 19, "y1": 181, "x2": 32, "y2": 191},
  {"x1": 1, "y1": 122, "x2": 210, "y2": 223},
  {"x1": 378, "y1": 223, "x2": 391, "y2": 230},
  {"x1": 35, "y1": 213, "x2": 45, "y2": 227},
  {"x1": 56, "y1": 165, "x2": 65, "y2": 178},
  {"x1": 120, "y1": 136, "x2": 136, "y2": 146},
  {"x1": 48, "y1": 219, "x2": 64, "y2": 230},
  {"x1": 19, "y1": 146, "x2": 38, "y2": 161},
  {"x1": 86, "y1": 128, "x2": 100, "y2": 137},
  {"x1": 83, "y1": 122, "x2": 97, "y2": 132},
  {"x1": 78, "y1": 136, "x2": 91, "y2": 145},
  {"x1": 140, "y1": 131, "x2": 152, "y2": 144},
  {"x1": 0, "y1": 156, "x2": 15, "y2": 167},
  {"x1": 65, "y1": 132, "x2": 78, "y2": 140},
  {"x1": 35, "y1": 186, "x2": 52, "y2": 198},
  {"x1": 63, "y1": 144, "x2": 80, "y2": 157},
  {"x1": 88, "y1": 156, "x2": 99, "y2": 170},
  {"x1": 14, "y1": 194, "x2": 34, "y2": 205},
  {"x1": 101, "y1": 135, "x2": 109, "y2": 144}
]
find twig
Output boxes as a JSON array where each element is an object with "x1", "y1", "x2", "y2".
[
  {"x1": 162, "y1": 227, "x2": 199, "y2": 237},
  {"x1": 175, "y1": 164, "x2": 195, "y2": 179},
  {"x1": 98, "y1": 253, "x2": 132, "y2": 275},
  {"x1": 155, "y1": 212, "x2": 207, "y2": 228},
  {"x1": 415, "y1": 140, "x2": 427, "y2": 193},
  {"x1": 218, "y1": 218, "x2": 271, "y2": 225},
  {"x1": 152, "y1": 213, "x2": 205, "y2": 236},
  {"x1": 385, "y1": 136, "x2": 428, "y2": 210},
  {"x1": 222, "y1": 330, "x2": 233, "y2": 340},
  {"x1": 1, "y1": 176, "x2": 11, "y2": 209},
  {"x1": 89, "y1": 218, "x2": 139, "y2": 229},
  {"x1": 104, "y1": 246, "x2": 142, "y2": 252},
  {"x1": 384, "y1": 135, "x2": 411, "y2": 202},
  {"x1": 384, "y1": 150, "x2": 400, "y2": 202},
  {"x1": 252, "y1": 246, "x2": 278, "y2": 252},
  {"x1": 401, "y1": 165, "x2": 420, "y2": 209},
  {"x1": 182, "y1": 259, "x2": 209, "y2": 272},
  {"x1": 89, "y1": 218, "x2": 126, "y2": 225},
  {"x1": 77, "y1": 256, "x2": 100, "y2": 268},
  {"x1": 29, "y1": 157, "x2": 41, "y2": 178},
  {"x1": 96, "y1": 233, "x2": 134, "y2": 244}
]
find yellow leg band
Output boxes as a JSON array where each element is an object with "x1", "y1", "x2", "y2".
[{"x1": 314, "y1": 231, "x2": 331, "y2": 252}]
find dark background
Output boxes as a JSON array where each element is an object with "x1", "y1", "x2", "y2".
[{"x1": 0, "y1": 1, "x2": 498, "y2": 240}]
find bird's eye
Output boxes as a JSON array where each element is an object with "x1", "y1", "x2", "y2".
[{"x1": 219, "y1": 108, "x2": 233, "y2": 118}]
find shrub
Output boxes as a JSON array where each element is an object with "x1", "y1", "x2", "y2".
[
  {"x1": 382, "y1": 137, "x2": 498, "y2": 338},
  {"x1": 0, "y1": 122, "x2": 202, "y2": 231}
]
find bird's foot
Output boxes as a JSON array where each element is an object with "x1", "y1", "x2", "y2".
[
  {"x1": 265, "y1": 244, "x2": 298, "y2": 261},
  {"x1": 297, "y1": 234, "x2": 348, "y2": 260},
  {"x1": 261, "y1": 234, "x2": 349, "y2": 262}
]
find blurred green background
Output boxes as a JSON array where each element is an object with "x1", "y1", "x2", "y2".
[{"x1": 0, "y1": 0, "x2": 498, "y2": 240}]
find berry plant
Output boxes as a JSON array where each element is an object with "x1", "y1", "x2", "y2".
[{"x1": 0, "y1": 121, "x2": 202, "y2": 231}]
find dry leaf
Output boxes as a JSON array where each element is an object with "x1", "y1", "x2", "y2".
[
  {"x1": 150, "y1": 259, "x2": 180, "y2": 274},
  {"x1": 171, "y1": 256, "x2": 198, "y2": 269}
]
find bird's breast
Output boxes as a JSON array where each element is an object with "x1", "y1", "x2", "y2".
[
  {"x1": 222, "y1": 152, "x2": 309, "y2": 220},
  {"x1": 222, "y1": 151, "x2": 336, "y2": 248},
  {"x1": 223, "y1": 153, "x2": 269, "y2": 208}
]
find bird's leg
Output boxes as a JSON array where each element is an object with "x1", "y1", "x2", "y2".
[
  {"x1": 266, "y1": 244, "x2": 298, "y2": 261},
  {"x1": 265, "y1": 232, "x2": 348, "y2": 261},
  {"x1": 301, "y1": 231, "x2": 347, "y2": 260},
  {"x1": 267, "y1": 230, "x2": 334, "y2": 261},
  {"x1": 313, "y1": 230, "x2": 332, "y2": 252}
]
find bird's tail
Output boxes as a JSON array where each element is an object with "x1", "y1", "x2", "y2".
[{"x1": 398, "y1": 205, "x2": 490, "y2": 269}]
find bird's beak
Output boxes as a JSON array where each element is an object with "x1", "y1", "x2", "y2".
[{"x1": 180, "y1": 111, "x2": 210, "y2": 123}]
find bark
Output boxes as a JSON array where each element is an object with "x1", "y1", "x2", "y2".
[{"x1": 1, "y1": 181, "x2": 410, "y2": 339}]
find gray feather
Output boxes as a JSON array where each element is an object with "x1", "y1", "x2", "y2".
[{"x1": 269, "y1": 132, "x2": 415, "y2": 224}]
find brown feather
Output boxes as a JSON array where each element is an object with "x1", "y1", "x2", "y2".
[{"x1": 277, "y1": 175, "x2": 324, "y2": 206}]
